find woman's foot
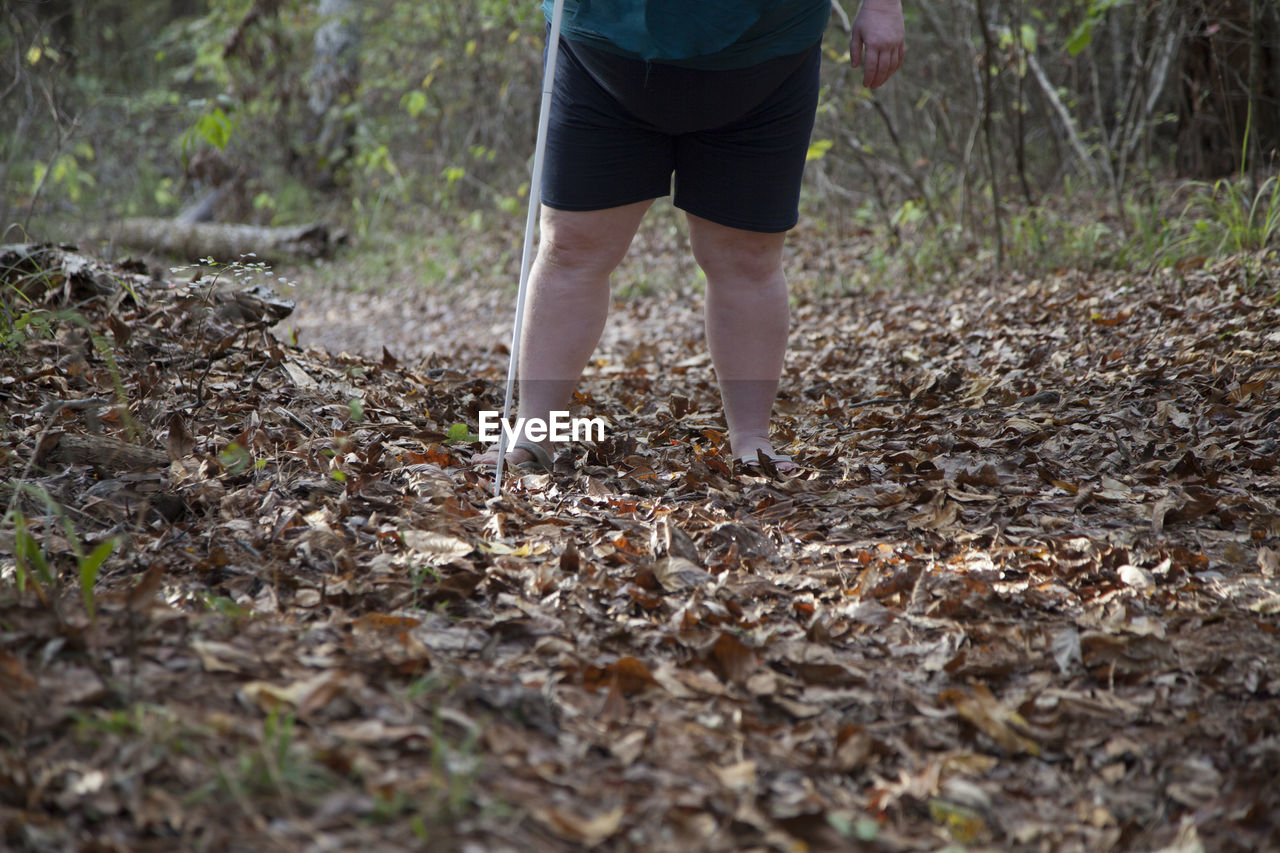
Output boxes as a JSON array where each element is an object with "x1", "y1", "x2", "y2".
[
  {"x1": 732, "y1": 440, "x2": 799, "y2": 474},
  {"x1": 472, "y1": 441, "x2": 553, "y2": 472}
]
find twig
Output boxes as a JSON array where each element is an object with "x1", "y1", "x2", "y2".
[
  {"x1": 871, "y1": 100, "x2": 949, "y2": 234},
  {"x1": 1026, "y1": 52, "x2": 1100, "y2": 182},
  {"x1": 0, "y1": 11, "x2": 23, "y2": 105},
  {"x1": 1121, "y1": 14, "x2": 1183, "y2": 167},
  {"x1": 973, "y1": 0, "x2": 1006, "y2": 267},
  {"x1": 830, "y1": 0, "x2": 852, "y2": 33},
  {"x1": 1109, "y1": 426, "x2": 1133, "y2": 466},
  {"x1": 846, "y1": 396, "x2": 911, "y2": 408}
]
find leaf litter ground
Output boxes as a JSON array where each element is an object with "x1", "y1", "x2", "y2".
[{"x1": 2, "y1": 239, "x2": 1279, "y2": 851}]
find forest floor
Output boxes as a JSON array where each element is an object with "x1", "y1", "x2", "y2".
[{"x1": 2, "y1": 233, "x2": 1280, "y2": 852}]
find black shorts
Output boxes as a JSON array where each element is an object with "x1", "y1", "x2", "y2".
[{"x1": 541, "y1": 37, "x2": 822, "y2": 233}]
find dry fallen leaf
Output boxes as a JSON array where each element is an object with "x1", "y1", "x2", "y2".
[
  {"x1": 402, "y1": 530, "x2": 474, "y2": 562},
  {"x1": 531, "y1": 805, "x2": 625, "y2": 846},
  {"x1": 652, "y1": 556, "x2": 713, "y2": 591},
  {"x1": 710, "y1": 632, "x2": 758, "y2": 684},
  {"x1": 942, "y1": 683, "x2": 1040, "y2": 757}
]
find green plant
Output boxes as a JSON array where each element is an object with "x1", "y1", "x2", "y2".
[
  {"x1": 1148, "y1": 172, "x2": 1279, "y2": 291},
  {"x1": 446, "y1": 423, "x2": 477, "y2": 443},
  {"x1": 208, "y1": 709, "x2": 338, "y2": 805},
  {"x1": 409, "y1": 562, "x2": 442, "y2": 609},
  {"x1": 31, "y1": 143, "x2": 98, "y2": 206},
  {"x1": 201, "y1": 592, "x2": 253, "y2": 624},
  {"x1": 7, "y1": 485, "x2": 117, "y2": 622},
  {"x1": 1194, "y1": 175, "x2": 1279, "y2": 254},
  {"x1": 428, "y1": 705, "x2": 481, "y2": 817},
  {"x1": 1160, "y1": 102, "x2": 1279, "y2": 271},
  {"x1": 1, "y1": 254, "x2": 59, "y2": 351}
]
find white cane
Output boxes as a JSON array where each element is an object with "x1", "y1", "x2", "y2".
[{"x1": 494, "y1": 0, "x2": 567, "y2": 497}]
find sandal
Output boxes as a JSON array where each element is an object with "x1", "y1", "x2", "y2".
[
  {"x1": 735, "y1": 450, "x2": 798, "y2": 475},
  {"x1": 472, "y1": 441, "x2": 553, "y2": 473},
  {"x1": 511, "y1": 441, "x2": 553, "y2": 472}
]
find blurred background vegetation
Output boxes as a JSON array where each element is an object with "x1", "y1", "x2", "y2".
[{"x1": 2, "y1": 0, "x2": 1278, "y2": 286}]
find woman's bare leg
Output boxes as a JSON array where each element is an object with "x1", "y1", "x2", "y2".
[
  {"x1": 686, "y1": 213, "x2": 793, "y2": 466},
  {"x1": 477, "y1": 200, "x2": 651, "y2": 466}
]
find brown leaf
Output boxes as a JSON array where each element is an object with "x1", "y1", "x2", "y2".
[
  {"x1": 1259, "y1": 546, "x2": 1278, "y2": 577},
  {"x1": 650, "y1": 517, "x2": 700, "y2": 564},
  {"x1": 652, "y1": 556, "x2": 712, "y2": 592},
  {"x1": 424, "y1": 570, "x2": 482, "y2": 605},
  {"x1": 583, "y1": 656, "x2": 657, "y2": 696},
  {"x1": 710, "y1": 760, "x2": 757, "y2": 791},
  {"x1": 165, "y1": 411, "x2": 195, "y2": 461},
  {"x1": 402, "y1": 530, "x2": 473, "y2": 563},
  {"x1": 240, "y1": 672, "x2": 351, "y2": 718},
  {"x1": 710, "y1": 632, "x2": 757, "y2": 684},
  {"x1": 531, "y1": 805, "x2": 625, "y2": 846},
  {"x1": 942, "y1": 682, "x2": 1040, "y2": 756},
  {"x1": 191, "y1": 640, "x2": 260, "y2": 674},
  {"x1": 559, "y1": 539, "x2": 581, "y2": 573},
  {"x1": 351, "y1": 613, "x2": 422, "y2": 634},
  {"x1": 0, "y1": 650, "x2": 36, "y2": 691},
  {"x1": 1080, "y1": 631, "x2": 1176, "y2": 679},
  {"x1": 907, "y1": 494, "x2": 960, "y2": 530},
  {"x1": 834, "y1": 724, "x2": 873, "y2": 771},
  {"x1": 125, "y1": 561, "x2": 167, "y2": 613}
]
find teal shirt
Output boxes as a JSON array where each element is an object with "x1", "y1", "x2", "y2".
[{"x1": 541, "y1": 0, "x2": 832, "y2": 69}]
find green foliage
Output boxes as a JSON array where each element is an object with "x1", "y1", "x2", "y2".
[
  {"x1": 6, "y1": 485, "x2": 117, "y2": 621},
  {"x1": 0, "y1": 284, "x2": 54, "y2": 353},
  {"x1": 1177, "y1": 176, "x2": 1280, "y2": 256},
  {"x1": 78, "y1": 539, "x2": 115, "y2": 620},
  {"x1": 446, "y1": 423, "x2": 477, "y2": 443},
  {"x1": 1066, "y1": 0, "x2": 1131, "y2": 56},
  {"x1": 31, "y1": 143, "x2": 97, "y2": 204},
  {"x1": 12, "y1": 510, "x2": 56, "y2": 598},
  {"x1": 3, "y1": 0, "x2": 1274, "y2": 285},
  {"x1": 429, "y1": 705, "x2": 480, "y2": 816},
  {"x1": 182, "y1": 106, "x2": 236, "y2": 159},
  {"x1": 201, "y1": 709, "x2": 340, "y2": 804},
  {"x1": 201, "y1": 592, "x2": 253, "y2": 624}
]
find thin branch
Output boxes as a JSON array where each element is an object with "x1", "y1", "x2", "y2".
[
  {"x1": 870, "y1": 100, "x2": 948, "y2": 232},
  {"x1": 1026, "y1": 52, "x2": 1100, "y2": 182},
  {"x1": 974, "y1": 0, "x2": 1005, "y2": 267},
  {"x1": 1121, "y1": 13, "x2": 1183, "y2": 167},
  {"x1": 830, "y1": 0, "x2": 852, "y2": 34}
]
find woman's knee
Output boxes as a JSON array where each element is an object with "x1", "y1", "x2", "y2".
[
  {"x1": 688, "y1": 217, "x2": 785, "y2": 283},
  {"x1": 537, "y1": 203, "x2": 649, "y2": 278}
]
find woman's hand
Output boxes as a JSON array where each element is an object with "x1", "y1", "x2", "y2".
[{"x1": 850, "y1": 0, "x2": 905, "y2": 90}]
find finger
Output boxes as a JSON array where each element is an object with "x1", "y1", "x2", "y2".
[
  {"x1": 867, "y1": 44, "x2": 904, "y2": 89},
  {"x1": 877, "y1": 47, "x2": 895, "y2": 87},
  {"x1": 864, "y1": 48, "x2": 886, "y2": 89},
  {"x1": 881, "y1": 48, "x2": 900, "y2": 86},
  {"x1": 850, "y1": 33, "x2": 864, "y2": 69}
]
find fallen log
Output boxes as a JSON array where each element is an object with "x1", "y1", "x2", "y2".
[
  {"x1": 35, "y1": 431, "x2": 170, "y2": 472},
  {"x1": 105, "y1": 218, "x2": 338, "y2": 263}
]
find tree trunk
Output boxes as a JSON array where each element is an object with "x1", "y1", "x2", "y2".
[
  {"x1": 104, "y1": 218, "x2": 338, "y2": 263},
  {"x1": 1176, "y1": 0, "x2": 1279, "y2": 177},
  {"x1": 307, "y1": 0, "x2": 359, "y2": 188}
]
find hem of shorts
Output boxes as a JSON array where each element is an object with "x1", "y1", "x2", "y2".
[
  {"x1": 541, "y1": 190, "x2": 669, "y2": 212},
  {"x1": 675, "y1": 201, "x2": 797, "y2": 234}
]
